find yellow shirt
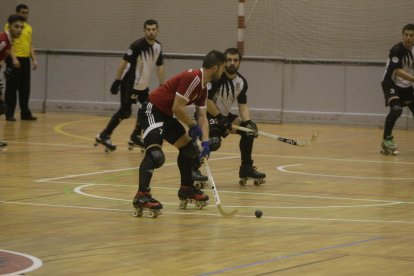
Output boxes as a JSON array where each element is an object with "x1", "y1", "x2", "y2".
[{"x1": 4, "y1": 22, "x2": 32, "y2": 57}]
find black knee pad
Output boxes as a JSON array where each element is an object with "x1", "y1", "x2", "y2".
[
  {"x1": 209, "y1": 136, "x2": 222, "y2": 151},
  {"x1": 389, "y1": 100, "x2": 403, "y2": 120},
  {"x1": 147, "y1": 147, "x2": 165, "y2": 169},
  {"x1": 180, "y1": 141, "x2": 200, "y2": 159}
]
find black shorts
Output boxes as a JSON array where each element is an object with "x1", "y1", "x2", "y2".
[
  {"x1": 138, "y1": 101, "x2": 186, "y2": 147},
  {"x1": 120, "y1": 85, "x2": 149, "y2": 105},
  {"x1": 382, "y1": 83, "x2": 414, "y2": 106},
  {"x1": 207, "y1": 112, "x2": 238, "y2": 138}
]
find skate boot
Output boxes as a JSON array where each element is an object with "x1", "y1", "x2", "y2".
[
  {"x1": 0, "y1": 140, "x2": 7, "y2": 152},
  {"x1": 239, "y1": 162, "x2": 266, "y2": 186},
  {"x1": 381, "y1": 136, "x2": 398, "y2": 155},
  {"x1": 128, "y1": 135, "x2": 145, "y2": 152},
  {"x1": 94, "y1": 133, "x2": 117, "y2": 152},
  {"x1": 132, "y1": 191, "x2": 163, "y2": 218},
  {"x1": 192, "y1": 169, "x2": 208, "y2": 189},
  {"x1": 178, "y1": 185, "x2": 209, "y2": 210}
]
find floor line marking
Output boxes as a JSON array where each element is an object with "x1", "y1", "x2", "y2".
[
  {"x1": 278, "y1": 164, "x2": 414, "y2": 180},
  {"x1": 2, "y1": 200, "x2": 414, "y2": 224}
]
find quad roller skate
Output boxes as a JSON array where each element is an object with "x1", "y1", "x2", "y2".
[
  {"x1": 128, "y1": 135, "x2": 145, "y2": 152},
  {"x1": 192, "y1": 169, "x2": 208, "y2": 189},
  {"x1": 380, "y1": 136, "x2": 398, "y2": 156},
  {"x1": 132, "y1": 191, "x2": 163, "y2": 218},
  {"x1": 94, "y1": 133, "x2": 116, "y2": 153},
  {"x1": 178, "y1": 185, "x2": 209, "y2": 210},
  {"x1": 239, "y1": 163, "x2": 266, "y2": 186},
  {"x1": 0, "y1": 140, "x2": 7, "y2": 152}
]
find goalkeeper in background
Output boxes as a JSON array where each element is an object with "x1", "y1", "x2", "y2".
[{"x1": 193, "y1": 47, "x2": 266, "y2": 185}]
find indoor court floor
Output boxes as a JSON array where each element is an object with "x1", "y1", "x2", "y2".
[{"x1": 1, "y1": 112, "x2": 414, "y2": 275}]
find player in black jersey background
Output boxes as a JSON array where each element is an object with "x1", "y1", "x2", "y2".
[
  {"x1": 380, "y1": 24, "x2": 414, "y2": 155},
  {"x1": 95, "y1": 19, "x2": 165, "y2": 152},
  {"x1": 193, "y1": 47, "x2": 265, "y2": 185}
]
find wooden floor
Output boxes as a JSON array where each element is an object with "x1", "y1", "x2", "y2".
[{"x1": 1, "y1": 112, "x2": 414, "y2": 275}]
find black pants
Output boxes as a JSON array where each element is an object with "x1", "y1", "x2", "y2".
[{"x1": 5, "y1": 57, "x2": 32, "y2": 118}]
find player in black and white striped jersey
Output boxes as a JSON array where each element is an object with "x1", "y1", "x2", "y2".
[
  {"x1": 194, "y1": 47, "x2": 265, "y2": 185},
  {"x1": 381, "y1": 24, "x2": 414, "y2": 155},
  {"x1": 95, "y1": 19, "x2": 165, "y2": 152}
]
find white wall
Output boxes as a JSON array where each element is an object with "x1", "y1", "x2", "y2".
[{"x1": 30, "y1": 52, "x2": 410, "y2": 128}]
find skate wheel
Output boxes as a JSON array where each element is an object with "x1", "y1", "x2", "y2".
[
  {"x1": 194, "y1": 181, "x2": 205, "y2": 189},
  {"x1": 133, "y1": 209, "x2": 143, "y2": 217},
  {"x1": 254, "y1": 179, "x2": 265, "y2": 186},
  {"x1": 141, "y1": 149, "x2": 145, "y2": 153},
  {"x1": 239, "y1": 179, "x2": 247, "y2": 186},
  {"x1": 179, "y1": 200, "x2": 187, "y2": 209},
  {"x1": 94, "y1": 142, "x2": 98, "y2": 147},
  {"x1": 148, "y1": 210, "x2": 156, "y2": 218},
  {"x1": 195, "y1": 201, "x2": 206, "y2": 210},
  {"x1": 128, "y1": 146, "x2": 133, "y2": 151}
]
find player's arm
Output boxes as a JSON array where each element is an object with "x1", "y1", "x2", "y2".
[
  {"x1": 207, "y1": 99, "x2": 220, "y2": 117},
  {"x1": 238, "y1": 103, "x2": 251, "y2": 121},
  {"x1": 394, "y1": 68, "x2": 414, "y2": 82},
  {"x1": 30, "y1": 38, "x2": 37, "y2": 70},
  {"x1": 172, "y1": 94, "x2": 196, "y2": 127},
  {"x1": 195, "y1": 106, "x2": 209, "y2": 142},
  {"x1": 115, "y1": 59, "x2": 128, "y2": 80},
  {"x1": 156, "y1": 64, "x2": 165, "y2": 85}
]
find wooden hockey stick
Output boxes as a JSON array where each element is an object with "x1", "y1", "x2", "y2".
[
  {"x1": 233, "y1": 125, "x2": 317, "y2": 147},
  {"x1": 203, "y1": 159, "x2": 238, "y2": 218}
]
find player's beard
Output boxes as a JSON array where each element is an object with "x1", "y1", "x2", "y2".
[{"x1": 226, "y1": 65, "x2": 239, "y2": 74}]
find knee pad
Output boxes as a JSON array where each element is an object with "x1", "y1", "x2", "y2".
[
  {"x1": 180, "y1": 141, "x2": 200, "y2": 159},
  {"x1": 147, "y1": 148, "x2": 165, "y2": 169},
  {"x1": 389, "y1": 100, "x2": 403, "y2": 119},
  {"x1": 209, "y1": 136, "x2": 222, "y2": 151}
]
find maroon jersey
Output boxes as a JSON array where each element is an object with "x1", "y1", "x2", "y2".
[
  {"x1": 0, "y1": 32, "x2": 12, "y2": 62},
  {"x1": 149, "y1": 69, "x2": 207, "y2": 116}
]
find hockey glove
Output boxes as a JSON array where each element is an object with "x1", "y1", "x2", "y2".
[
  {"x1": 188, "y1": 124, "x2": 202, "y2": 142},
  {"x1": 242, "y1": 120, "x2": 258, "y2": 137},
  {"x1": 200, "y1": 141, "x2": 210, "y2": 159},
  {"x1": 110, "y1": 79, "x2": 122, "y2": 95}
]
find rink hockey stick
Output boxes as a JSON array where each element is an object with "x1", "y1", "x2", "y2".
[
  {"x1": 233, "y1": 125, "x2": 317, "y2": 147},
  {"x1": 203, "y1": 159, "x2": 238, "y2": 218}
]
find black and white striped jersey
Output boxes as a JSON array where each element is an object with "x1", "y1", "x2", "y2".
[
  {"x1": 382, "y1": 42, "x2": 414, "y2": 88},
  {"x1": 208, "y1": 72, "x2": 248, "y2": 116},
  {"x1": 122, "y1": 37, "x2": 163, "y2": 91}
]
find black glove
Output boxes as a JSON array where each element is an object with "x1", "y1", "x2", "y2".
[
  {"x1": 241, "y1": 120, "x2": 258, "y2": 137},
  {"x1": 4, "y1": 66, "x2": 16, "y2": 79},
  {"x1": 110, "y1": 79, "x2": 122, "y2": 95},
  {"x1": 216, "y1": 113, "x2": 231, "y2": 131}
]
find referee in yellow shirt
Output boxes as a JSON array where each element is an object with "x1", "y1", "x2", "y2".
[{"x1": 4, "y1": 4, "x2": 38, "y2": 121}]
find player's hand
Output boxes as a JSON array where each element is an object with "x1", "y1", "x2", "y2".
[
  {"x1": 200, "y1": 141, "x2": 210, "y2": 159},
  {"x1": 242, "y1": 120, "x2": 258, "y2": 137},
  {"x1": 110, "y1": 79, "x2": 122, "y2": 95},
  {"x1": 188, "y1": 125, "x2": 202, "y2": 142},
  {"x1": 216, "y1": 113, "x2": 231, "y2": 131}
]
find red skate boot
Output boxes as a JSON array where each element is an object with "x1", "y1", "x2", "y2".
[
  {"x1": 132, "y1": 191, "x2": 163, "y2": 218},
  {"x1": 178, "y1": 185, "x2": 209, "y2": 210}
]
